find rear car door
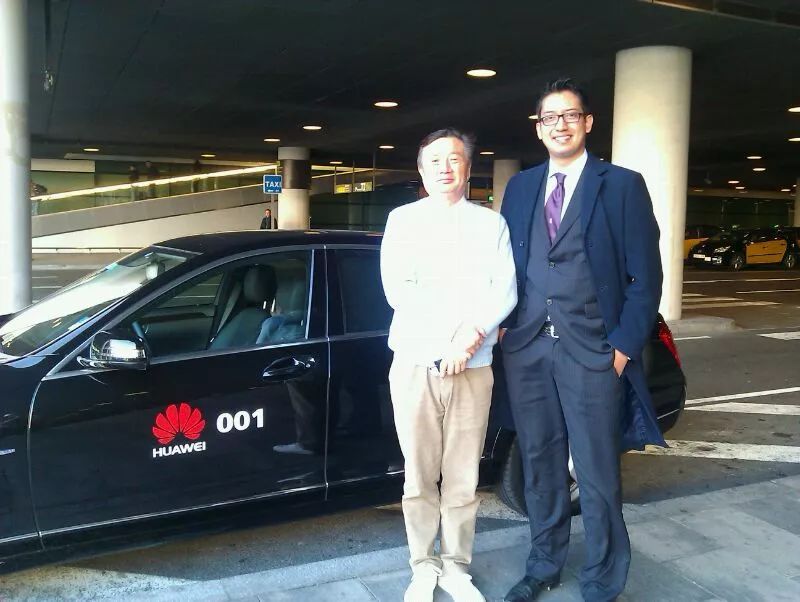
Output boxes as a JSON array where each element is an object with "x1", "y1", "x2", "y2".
[
  {"x1": 324, "y1": 246, "x2": 403, "y2": 496},
  {"x1": 29, "y1": 248, "x2": 329, "y2": 543}
]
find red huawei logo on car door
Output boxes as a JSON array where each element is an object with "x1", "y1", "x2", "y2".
[{"x1": 152, "y1": 403, "x2": 206, "y2": 445}]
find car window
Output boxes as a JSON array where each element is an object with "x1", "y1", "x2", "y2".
[
  {"x1": 335, "y1": 249, "x2": 392, "y2": 334},
  {"x1": 123, "y1": 250, "x2": 311, "y2": 358}
]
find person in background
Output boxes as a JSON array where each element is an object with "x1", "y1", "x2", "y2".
[
  {"x1": 260, "y1": 208, "x2": 277, "y2": 230},
  {"x1": 128, "y1": 165, "x2": 140, "y2": 202}
]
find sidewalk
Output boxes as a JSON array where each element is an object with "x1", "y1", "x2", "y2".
[{"x1": 122, "y1": 475, "x2": 800, "y2": 602}]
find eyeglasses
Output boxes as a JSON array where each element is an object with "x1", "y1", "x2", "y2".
[{"x1": 539, "y1": 111, "x2": 585, "y2": 127}]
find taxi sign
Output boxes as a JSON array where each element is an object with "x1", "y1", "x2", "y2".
[{"x1": 263, "y1": 175, "x2": 282, "y2": 194}]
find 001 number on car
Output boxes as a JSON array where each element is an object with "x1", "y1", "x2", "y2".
[{"x1": 216, "y1": 409, "x2": 265, "y2": 433}]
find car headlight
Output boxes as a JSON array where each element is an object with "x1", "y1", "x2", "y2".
[{"x1": 713, "y1": 246, "x2": 730, "y2": 253}]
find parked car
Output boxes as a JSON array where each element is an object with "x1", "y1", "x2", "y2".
[
  {"x1": 689, "y1": 227, "x2": 797, "y2": 270},
  {"x1": 0, "y1": 231, "x2": 686, "y2": 571},
  {"x1": 683, "y1": 225, "x2": 721, "y2": 260}
]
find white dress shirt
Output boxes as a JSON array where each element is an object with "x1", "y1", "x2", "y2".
[
  {"x1": 543, "y1": 150, "x2": 588, "y2": 219},
  {"x1": 380, "y1": 196, "x2": 517, "y2": 368}
]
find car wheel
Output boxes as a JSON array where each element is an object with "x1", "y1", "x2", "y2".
[
  {"x1": 730, "y1": 253, "x2": 745, "y2": 271},
  {"x1": 782, "y1": 252, "x2": 797, "y2": 270},
  {"x1": 495, "y1": 436, "x2": 581, "y2": 516}
]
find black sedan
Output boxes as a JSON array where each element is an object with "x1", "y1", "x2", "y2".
[
  {"x1": 0, "y1": 230, "x2": 685, "y2": 571},
  {"x1": 689, "y1": 228, "x2": 797, "y2": 270}
]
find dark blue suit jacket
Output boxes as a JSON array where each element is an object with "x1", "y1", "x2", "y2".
[{"x1": 500, "y1": 154, "x2": 666, "y2": 450}]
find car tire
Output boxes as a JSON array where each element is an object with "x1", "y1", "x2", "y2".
[
  {"x1": 782, "y1": 252, "x2": 797, "y2": 270},
  {"x1": 730, "y1": 253, "x2": 745, "y2": 271},
  {"x1": 495, "y1": 436, "x2": 581, "y2": 517}
]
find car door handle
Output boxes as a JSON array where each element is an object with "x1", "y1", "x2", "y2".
[{"x1": 262, "y1": 355, "x2": 315, "y2": 380}]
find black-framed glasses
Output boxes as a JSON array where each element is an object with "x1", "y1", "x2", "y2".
[{"x1": 539, "y1": 111, "x2": 585, "y2": 127}]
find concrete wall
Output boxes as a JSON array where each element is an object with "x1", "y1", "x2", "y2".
[{"x1": 33, "y1": 185, "x2": 268, "y2": 249}]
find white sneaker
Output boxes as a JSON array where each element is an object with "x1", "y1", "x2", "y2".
[
  {"x1": 438, "y1": 572, "x2": 485, "y2": 602},
  {"x1": 404, "y1": 565, "x2": 442, "y2": 602}
]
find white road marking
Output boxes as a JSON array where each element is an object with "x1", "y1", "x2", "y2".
[
  {"x1": 32, "y1": 285, "x2": 61, "y2": 290},
  {"x1": 682, "y1": 301, "x2": 778, "y2": 309},
  {"x1": 634, "y1": 440, "x2": 800, "y2": 463},
  {"x1": 759, "y1": 332, "x2": 800, "y2": 341},
  {"x1": 31, "y1": 275, "x2": 58, "y2": 279},
  {"x1": 686, "y1": 386, "x2": 800, "y2": 406},
  {"x1": 682, "y1": 293, "x2": 703, "y2": 297},
  {"x1": 681, "y1": 297, "x2": 741, "y2": 303},
  {"x1": 687, "y1": 402, "x2": 800, "y2": 416},
  {"x1": 674, "y1": 335, "x2": 712, "y2": 341},
  {"x1": 684, "y1": 277, "x2": 800, "y2": 284},
  {"x1": 736, "y1": 289, "x2": 800, "y2": 294}
]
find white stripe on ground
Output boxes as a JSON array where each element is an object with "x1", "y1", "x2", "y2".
[
  {"x1": 674, "y1": 335, "x2": 712, "y2": 341},
  {"x1": 687, "y1": 402, "x2": 800, "y2": 416},
  {"x1": 686, "y1": 387, "x2": 800, "y2": 406},
  {"x1": 682, "y1": 301, "x2": 778, "y2": 309},
  {"x1": 759, "y1": 332, "x2": 800, "y2": 340},
  {"x1": 32, "y1": 286, "x2": 61, "y2": 290},
  {"x1": 682, "y1": 293, "x2": 703, "y2": 297},
  {"x1": 736, "y1": 289, "x2": 800, "y2": 294},
  {"x1": 635, "y1": 440, "x2": 800, "y2": 463},
  {"x1": 31, "y1": 275, "x2": 58, "y2": 279},
  {"x1": 681, "y1": 297, "x2": 741, "y2": 303},
  {"x1": 684, "y1": 277, "x2": 800, "y2": 284}
]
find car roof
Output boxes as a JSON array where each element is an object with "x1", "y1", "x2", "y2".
[{"x1": 154, "y1": 229, "x2": 383, "y2": 257}]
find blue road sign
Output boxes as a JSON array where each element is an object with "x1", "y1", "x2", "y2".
[{"x1": 263, "y1": 174, "x2": 283, "y2": 193}]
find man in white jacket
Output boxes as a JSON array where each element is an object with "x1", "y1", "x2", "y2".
[{"x1": 381, "y1": 128, "x2": 517, "y2": 602}]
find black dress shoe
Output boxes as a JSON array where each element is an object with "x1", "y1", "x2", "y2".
[{"x1": 504, "y1": 576, "x2": 559, "y2": 601}]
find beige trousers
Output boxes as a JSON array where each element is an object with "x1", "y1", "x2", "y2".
[{"x1": 389, "y1": 360, "x2": 494, "y2": 574}]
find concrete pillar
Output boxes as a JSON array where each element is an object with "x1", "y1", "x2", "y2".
[
  {"x1": 0, "y1": 0, "x2": 31, "y2": 316},
  {"x1": 492, "y1": 159, "x2": 521, "y2": 212},
  {"x1": 277, "y1": 147, "x2": 311, "y2": 230},
  {"x1": 612, "y1": 46, "x2": 692, "y2": 322},
  {"x1": 794, "y1": 178, "x2": 800, "y2": 227}
]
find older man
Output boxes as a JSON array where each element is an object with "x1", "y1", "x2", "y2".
[{"x1": 381, "y1": 128, "x2": 517, "y2": 602}]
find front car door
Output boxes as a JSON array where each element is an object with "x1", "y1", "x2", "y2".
[{"x1": 29, "y1": 247, "x2": 329, "y2": 543}]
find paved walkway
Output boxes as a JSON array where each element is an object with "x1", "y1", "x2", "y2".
[{"x1": 108, "y1": 475, "x2": 800, "y2": 602}]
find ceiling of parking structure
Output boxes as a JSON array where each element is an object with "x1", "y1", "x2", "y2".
[{"x1": 28, "y1": 0, "x2": 800, "y2": 192}]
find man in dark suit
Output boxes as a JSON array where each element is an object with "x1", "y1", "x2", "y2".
[{"x1": 499, "y1": 79, "x2": 665, "y2": 602}]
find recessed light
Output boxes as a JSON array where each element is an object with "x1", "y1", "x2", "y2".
[
  {"x1": 746, "y1": 155, "x2": 762, "y2": 160},
  {"x1": 330, "y1": 161, "x2": 343, "y2": 165},
  {"x1": 379, "y1": 145, "x2": 395, "y2": 150},
  {"x1": 727, "y1": 180, "x2": 740, "y2": 184},
  {"x1": 528, "y1": 114, "x2": 539, "y2": 120},
  {"x1": 83, "y1": 147, "x2": 100, "y2": 152},
  {"x1": 467, "y1": 68, "x2": 496, "y2": 78},
  {"x1": 201, "y1": 153, "x2": 216, "y2": 158},
  {"x1": 789, "y1": 107, "x2": 800, "y2": 113},
  {"x1": 302, "y1": 125, "x2": 322, "y2": 131},
  {"x1": 480, "y1": 151, "x2": 495, "y2": 156},
  {"x1": 752, "y1": 167, "x2": 766, "y2": 172},
  {"x1": 692, "y1": 189, "x2": 705, "y2": 192},
  {"x1": 790, "y1": 137, "x2": 800, "y2": 142},
  {"x1": 263, "y1": 138, "x2": 280, "y2": 143},
  {"x1": 781, "y1": 188, "x2": 791, "y2": 192},
  {"x1": 735, "y1": 186, "x2": 746, "y2": 190},
  {"x1": 374, "y1": 101, "x2": 398, "y2": 108}
]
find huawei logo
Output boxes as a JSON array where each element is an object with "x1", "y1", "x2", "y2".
[{"x1": 152, "y1": 403, "x2": 206, "y2": 445}]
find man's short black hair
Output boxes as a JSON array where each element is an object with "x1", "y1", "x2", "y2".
[
  {"x1": 536, "y1": 78, "x2": 591, "y2": 117},
  {"x1": 417, "y1": 128, "x2": 476, "y2": 169}
]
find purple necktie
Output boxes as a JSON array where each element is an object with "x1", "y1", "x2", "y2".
[{"x1": 545, "y1": 172, "x2": 566, "y2": 243}]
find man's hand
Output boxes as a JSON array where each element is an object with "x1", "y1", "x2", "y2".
[
  {"x1": 439, "y1": 325, "x2": 486, "y2": 377},
  {"x1": 439, "y1": 350, "x2": 471, "y2": 377},
  {"x1": 498, "y1": 328, "x2": 506, "y2": 342},
  {"x1": 613, "y1": 348, "x2": 629, "y2": 377}
]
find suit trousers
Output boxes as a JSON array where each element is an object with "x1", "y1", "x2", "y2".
[
  {"x1": 389, "y1": 360, "x2": 493, "y2": 574},
  {"x1": 503, "y1": 334, "x2": 630, "y2": 602}
]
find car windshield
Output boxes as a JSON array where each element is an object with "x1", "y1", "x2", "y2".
[{"x1": 0, "y1": 248, "x2": 191, "y2": 357}]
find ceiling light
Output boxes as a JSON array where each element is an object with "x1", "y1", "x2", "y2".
[
  {"x1": 263, "y1": 138, "x2": 280, "y2": 143},
  {"x1": 528, "y1": 114, "x2": 539, "y2": 120},
  {"x1": 692, "y1": 189, "x2": 704, "y2": 192},
  {"x1": 302, "y1": 125, "x2": 322, "y2": 131},
  {"x1": 330, "y1": 161, "x2": 343, "y2": 165},
  {"x1": 201, "y1": 153, "x2": 216, "y2": 158},
  {"x1": 467, "y1": 68, "x2": 496, "y2": 78},
  {"x1": 789, "y1": 107, "x2": 800, "y2": 113},
  {"x1": 746, "y1": 155, "x2": 762, "y2": 160},
  {"x1": 735, "y1": 186, "x2": 746, "y2": 190},
  {"x1": 480, "y1": 151, "x2": 495, "y2": 156},
  {"x1": 752, "y1": 167, "x2": 766, "y2": 172},
  {"x1": 727, "y1": 180, "x2": 740, "y2": 184},
  {"x1": 374, "y1": 101, "x2": 398, "y2": 108},
  {"x1": 790, "y1": 137, "x2": 800, "y2": 142},
  {"x1": 378, "y1": 145, "x2": 395, "y2": 150},
  {"x1": 781, "y1": 188, "x2": 791, "y2": 192},
  {"x1": 83, "y1": 147, "x2": 100, "y2": 152}
]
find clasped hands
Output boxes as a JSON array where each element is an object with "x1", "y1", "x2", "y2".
[{"x1": 438, "y1": 324, "x2": 486, "y2": 377}]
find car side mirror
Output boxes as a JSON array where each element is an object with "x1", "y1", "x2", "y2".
[{"x1": 78, "y1": 328, "x2": 149, "y2": 370}]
